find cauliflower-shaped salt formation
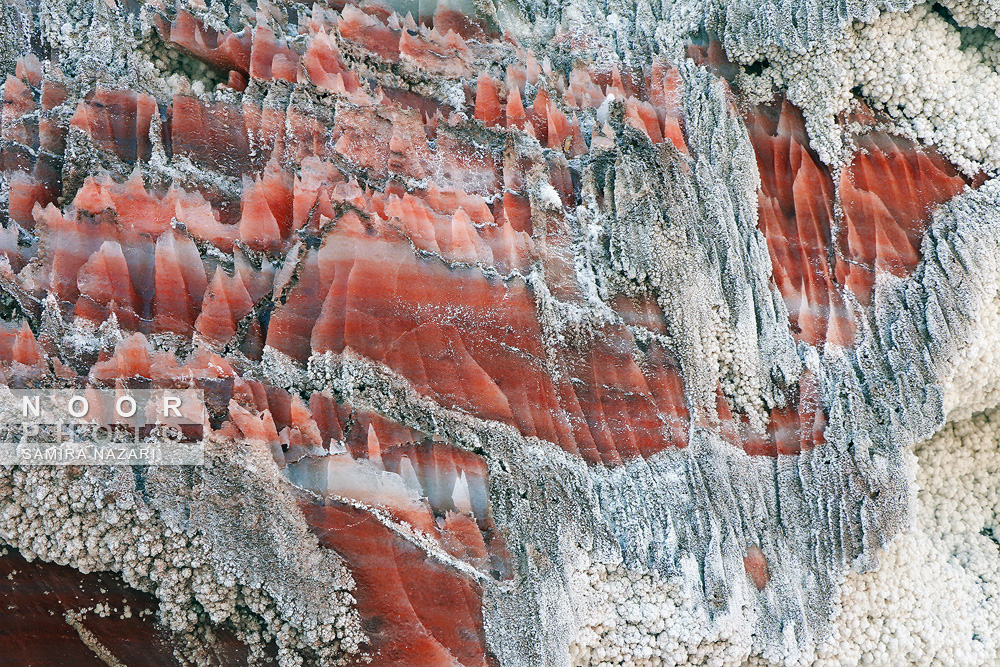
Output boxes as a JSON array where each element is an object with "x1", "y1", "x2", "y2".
[
  {"x1": 813, "y1": 408, "x2": 1000, "y2": 666},
  {"x1": 742, "y1": 3, "x2": 1000, "y2": 174},
  {"x1": 566, "y1": 552, "x2": 755, "y2": 667},
  {"x1": 938, "y1": 0, "x2": 1000, "y2": 33},
  {"x1": 852, "y1": 5, "x2": 1000, "y2": 173}
]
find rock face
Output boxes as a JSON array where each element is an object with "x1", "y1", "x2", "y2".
[
  {"x1": 745, "y1": 97, "x2": 972, "y2": 347},
  {"x1": 0, "y1": 548, "x2": 257, "y2": 666},
  {"x1": 1, "y1": 0, "x2": 1000, "y2": 665}
]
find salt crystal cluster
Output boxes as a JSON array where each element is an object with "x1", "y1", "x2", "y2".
[{"x1": 732, "y1": 3, "x2": 1000, "y2": 174}]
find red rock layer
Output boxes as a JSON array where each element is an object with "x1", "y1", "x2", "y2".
[
  {"x1": 264, "y1": 207, "x2": 691, "y2": 466},
  {"x1": 9, "y1": 10, "x2": 953, "y2": 667},
  {"x1": 58, "y1": 86, "x2": 334, "y2": 179},
  {"x1": 6, "y1": 30, "x2": 941, "y2": 475},
  {"x1": 152, "y1": 8, "x2": 686, "y2": 155},
  {"x1": 70, "y1": 88, "x2": 159, "y2": 164},
  {"x1": 225, "y1": 394, "x2": 512, "y2": 579},
  {"x1": 1, "y1": 60, "x2": 66, "y2": 239},
  {"x1": 0, "y1": 313, "x2": 511, "y2": 654},
  {"x1": 0, "y1": 549, "x2": 259, "y2": 667},
  {"x1": 154, "y1": 0, "x2": 499, "y2": 88},
  {"x1": 745, "y1": 99, "x2": 853, "y2": 347},
  {"x1": 301, "y1": 500, "x2": 493, "y2": 667},
  {"x1": 7, "y1": 12, "x2": 951, "y2": 482},
  {"x1": 2, "y1": 19, "x2": 691, "y2": 467},
  {"x1": 155, "y1": 11, "x2": 252, "y2": 81},
  {"x1": 687, "y1": 41, "x2": 973, "y2": 348},
  {"x1": 0, "y1": 319, "x2": 512, "y2": 584},
  {"x1": 743, "y1": 544, "x2": 770, "y2": 591},
  {"x1": 835, "y1": 129, "x2": 969, "y2": 305},
  {"x1": 41, "y1": 322, "x2": 509, "y2": 660},
  {"x1": 472, "y1": 55, "x2": 686, "y2": 153},
  {"x1": 0, "y1": 117, "x2": 773, "y2": 467},
  {"x1": 0, "y1": 32, "x2": 696, "y2": 466},
  {"x1": 745, "y1": 98, "x2": 970, "y2": 347}
]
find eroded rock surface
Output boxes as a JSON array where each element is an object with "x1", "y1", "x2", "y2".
[{"x1": 1, "y1": 0, "x2": 1000, "y2": 665}]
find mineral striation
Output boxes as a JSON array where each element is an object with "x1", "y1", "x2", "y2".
[{"x1": 1, "y1": 0, "x2": 1000, "y2": 665}]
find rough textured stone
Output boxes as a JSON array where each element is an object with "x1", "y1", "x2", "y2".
[{"x1": 1, "y1": 0, "x2": 1000, "y2": 665}]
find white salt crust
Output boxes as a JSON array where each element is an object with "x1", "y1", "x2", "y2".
[
  {"x1": 740, "y1": 3, "x2": 1000, "y2": 174},
  {"x1": 565, "y1": 406, "x2": 1000, "y2": 666}
]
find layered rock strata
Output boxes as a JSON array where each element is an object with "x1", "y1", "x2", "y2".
[{"x1": 1, "y1": 0, "x2": 999, "y2": 665}]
